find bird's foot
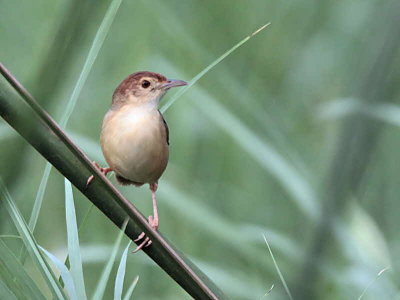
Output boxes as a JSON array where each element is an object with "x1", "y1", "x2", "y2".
[
  {"x1": 132, "y1": 215, "x2": 159, "y2": 253},
  {"x1": 86, "y1": 161, "x2": 112, "y2": 186}
]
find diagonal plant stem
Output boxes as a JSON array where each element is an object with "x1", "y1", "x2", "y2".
[{"x1": 0, "y1": 63, "x2": 227, "y2": 299}]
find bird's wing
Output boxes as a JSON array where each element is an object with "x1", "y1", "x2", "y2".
[{"x1": 158, "y1": 110, "x2": 169, "y2": 145}]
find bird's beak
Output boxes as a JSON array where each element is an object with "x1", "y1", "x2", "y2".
[{"x1": 160, "y1": 79, "x2": 187, "y2": 90}]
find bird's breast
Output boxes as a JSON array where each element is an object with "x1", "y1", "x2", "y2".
[{"x1": 100, "y1": 105, "x2": 169, "y2": 184}]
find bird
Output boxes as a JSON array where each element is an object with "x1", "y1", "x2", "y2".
[{"x1": 87, "y1": 71, "x2": 187, "y2": 252}]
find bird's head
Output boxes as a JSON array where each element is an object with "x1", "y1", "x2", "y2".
[{"x1": 111, "y1": 71, "x2": 187, "y2": 108}]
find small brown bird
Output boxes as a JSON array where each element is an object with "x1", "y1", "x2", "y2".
[{"x1": 88, "y1": 71, "x2": 187, "y2": 252}]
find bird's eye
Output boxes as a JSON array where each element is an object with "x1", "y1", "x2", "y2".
[{"x1": 141, "y1": 80, "x2": 151, "y2": 88}]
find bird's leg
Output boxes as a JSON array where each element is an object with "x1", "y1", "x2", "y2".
[
  {"x1": 149, "y1": 182, "x2": 159, "y2": 230},
  {"x1": 132, "y1": 183, "x2": 159, "y2": 253},
  {"x1": 86, "y1": 161, "x2": 113, "y2": 186}
]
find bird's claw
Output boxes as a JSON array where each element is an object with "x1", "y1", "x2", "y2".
[
  {"x1": 86, "y1": 161, "x2": 112, "y2": 187},
  {"x1": 132, "y1": 215, "x2": 158, "y2": 253}
]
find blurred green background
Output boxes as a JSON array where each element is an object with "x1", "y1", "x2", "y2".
[{"x1": 1, "y1": 0, "x2": 400, "y2": 299}]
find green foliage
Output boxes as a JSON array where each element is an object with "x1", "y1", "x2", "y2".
[
  {"x1": 1, "y1": 0, "x2": 400, "y2": 299},
  {"x1": 65, "y1": 179, "x2": 88, "y2": 300},
  {"x1": 0, "y1": 179, "x2": 67, "y2": 299}
]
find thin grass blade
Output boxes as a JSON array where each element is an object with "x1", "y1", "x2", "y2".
[
  {"x1": 92, "y1": 219, "x2": 128, "y2": 300},
  {"x1": 0, "y1": 279, "x2": 18, "y2": 300},
  {"x1": 263, "y1": 234, "x2": 293, "y2": 300},
  {"x1": 0, "y1": 178, "x2": 67, "y2": 300},
  {"x1": 160, "y1": 22, "x2": 271, "y2": 113},
  {"x1": 0, "y1": 239, "x2": 45, "y2": 300},
  {"x1": 19, "y1": 162, "x2": 52, "y2": 263},
  {"x1": 40, "y1": 246, "x2": 78, "y2": 300},
  {"x1": 0, "y1": 235, "x2": 22, "y2": 240},
  {"x1": 65, "y1": 178, "x2": 87, "y2": 300},
  {"x1": 122, "y1": 276, "x2": 139, "y2": 300},
  {"x1": 59, "y1": 0, "x2": 123, "y2": 127},
  {"x1": 358, "y1": 267, "x2": 389, "y2": 300},
  {"x1": 114, "y1": 241, "x2": 132, "y2": 300}
]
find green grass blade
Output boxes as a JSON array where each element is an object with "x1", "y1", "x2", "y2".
[
  {"x1": 263, "y1": 234, "x2": 293, "y2": 300},
  {"x1": 114, "y1": 241, "x2": 132, "y2": 300},
  {"x1": 65, "y1": 178, "x2": 87, "y2": 300},
  {"x1": 0, "y1": 239, "x2": 45, "y2": 300},
  {"x1": 122, "y1": 276, "x2": 139, "y2": 300},
  {"x1": 40, "y1": 246, "x2": 78, "y2": 300},
  {"x1": 358, "y1": 267, "x2": 389, "y2": 300},
  {"x1": 0, "y1": 278, "x2": 18, "y2": 300},
  {"x1": 58, "y1": 203, "x2": 94, "y2": 288},
  {"x1": 59, "y1": 0, "x2": 123, "y2": 128},
  {"x1": 28, "y1": 163, "x2": 52, "y2": 230},
  {"x1": 92, "y1": 219, "x2": 128, "y2": 300},
  {"x1": 0, "y1": 178, "x2": 67, "y2": 300},
  {"x1": 160, "y1": 22, "x2": 271, "y2": 113},
  {"x1": 0, "y1": 235, "x2": 22, "y2": 240},
  {"x1": 19, "y1": 162, "x2": 52, "y2": 263}
]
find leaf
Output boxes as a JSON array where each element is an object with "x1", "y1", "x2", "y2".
[
  {"x1": 59, "y1": 0, "x2": 123, "y2": 128},
  {"x1": 0, "y1": 239, "x2": 45, "y2": 300},
  {"x1": 0, "y1": 178, "x2": 67, "y2": 300},
  {"x1": 40, "y1": 246, "x2": 78, "y2": 300},
  {"x1": 122, "y1": 276, "x2": 139, "y2": 300},
  {"x1": 160, "y1": 22, "x2": 271, "y2": 113},
  {"x1": 114, "y1": 241, "x2": 132, "y2": 300},
  {"x1": 92, "y1": 219, "x2": 128, "y2": 300},
  {"x1": 19, "y1": 162, "x2": 52, "y2": 263},
  {"x1": 263, "y1": 234, "x2": 293, "y2": 300},
  {"x1": 0, "y1": 278, "x2": 18, "y2": 300},
  {"x1": 65, "y1": 178, "x2": 87, "y2": 300}
]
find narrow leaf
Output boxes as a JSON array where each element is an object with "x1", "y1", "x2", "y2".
[
  {"x1": 122, "y1": 276, "x2": 139, "y2": 300},
  {"x1": 40, "y1": 246, "x2": 78, "y2": 300},
  {"x1": 0, "y1": 178, "x2": 67, "y2": 300},
  {"x1": 0, "y1": 279, "x2": 18, "y2": 300},
  {"x1": 0, "y1": 239, "x2": 45, "y2": 300},
  {"x1": 263, "y1": 235, "x2": 293, "y2": 300},
  {"x1": 114, "y1": 241, "x2": 132, "y2": 300},
  {"x1": 92, "y1": 219, "x2": 128, "y2": 300},
  {"x1": 358, "y1": 267, "x2": 389, "y2": 300},
  {"x1": 19, "y1": 162, "x2": 52, "y2": 263},
  {"x1": 65, "y1": 178, "x2": 87, "y2": 300},
  {"x1": 59, "y1": 0, "x2": 123, "y2": 128},
  {"x1": 160, "y1": 22, "x2": 271, "y2": 113}
]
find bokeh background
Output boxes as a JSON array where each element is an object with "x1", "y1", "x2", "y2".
[{"x1": 1, "y1": 0, "x2": 400, "y2": 299}]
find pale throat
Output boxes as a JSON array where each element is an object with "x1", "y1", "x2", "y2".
[
  {"x1": 112, "y1": 92, "x2": 164, "y2": 113},
  {"x1": 129, "y1": 91, "x2": 165, "y2": 110}
]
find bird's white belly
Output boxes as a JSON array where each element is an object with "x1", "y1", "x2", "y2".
[{"x1": 100, "y1": 106, "x2": 169, "y2": 184}]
